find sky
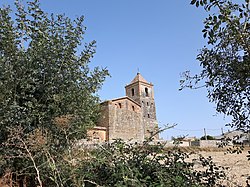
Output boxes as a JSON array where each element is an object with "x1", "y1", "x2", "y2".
[{"x1": 1, "y1": 0, "x2": 232, "y2": 139}]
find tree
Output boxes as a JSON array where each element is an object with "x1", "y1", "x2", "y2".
[
  {"x1": 200, "y1": 135, "x2": 215, "y2": 140},
  {"x1": 181, "y1": 0, "x2": 250, "y2": 131},
  {"x1": 0, "y1": 0, "x2": 108, "y2": 185}
]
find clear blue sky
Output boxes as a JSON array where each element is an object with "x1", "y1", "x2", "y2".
[{"x1": 1, "y1": 0, "x2": 232, "y2": 139}]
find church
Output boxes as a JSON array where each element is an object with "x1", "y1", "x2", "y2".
[{"x1": 87, "y1": 73, "x2": 159, "y2": 142}]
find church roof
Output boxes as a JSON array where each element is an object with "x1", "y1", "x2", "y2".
[
  {"x1": 100, "y1": 96, "x2": 141, "y2": 107},
  {"x1": 111, "y1": 96, "x2": 141, "y2": 106},
  {"x1": 130, "y1": 73, "x2": 149, "y2": 84}
]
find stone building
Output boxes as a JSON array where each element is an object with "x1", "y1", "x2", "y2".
[{"x1": 87, "y1": 73, "x2": 159, "y2": 142}]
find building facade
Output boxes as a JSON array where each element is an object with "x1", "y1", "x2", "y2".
[{"x1": 88, "y1": 73, "x2": 159, "y2": 142}]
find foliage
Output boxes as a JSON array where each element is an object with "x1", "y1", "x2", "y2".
[
  {"x1": 181, "y1": 0, "x2": 250, "y2": 131},
  {"x1": 78, "y1": 139, "x2": 227, "y2": 187},
  {"x1": 200, "y1": 135, "x2": 215, "y2": 140},
  {"x1": 0, "y1": 0, "x2": 108, "y2": 186},
  {"x1": 181, "y1": 1, "x2": 250, "y2": 185},
  {"x1": 0, "y1": 0, "x2": 231, "y2": 186}
]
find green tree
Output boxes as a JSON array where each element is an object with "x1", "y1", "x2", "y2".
[
  {"x1": 181, "y1": 0, "x2": 249, "y2": 131},
  {"x1": 200, "y1": 135, "x2": 215, "y2": 140},
  {"x1": 0, "y1": 0, "x2": 108, "y2": 185}
]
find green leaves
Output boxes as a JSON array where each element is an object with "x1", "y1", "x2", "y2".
[
  {"x1": 186, "y1": 0, "x2": 250, "y2": 131},
  {"x1": 0, "y1": 0, "x2": 109, "y2": 137},
  {"x1": 190, "y1": 0, "x2": 209, "y2": 7},
  {"x1": 191, "y1": 0, "x2": 197, "y2": 5},
  {"x1": 0, "y1": 0, "x2": 109, "y2": 185},
  {"x1": 190, "y1": 0, "x2": 200, "y2": 7},
  {"x1": 78, "y1": 140, "x2": 226, "y2": 186}
]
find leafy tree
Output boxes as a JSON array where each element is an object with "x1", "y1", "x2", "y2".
[
  {"x1": 181, "y1": 0, "x2": 250, "y2": 131},
  {"x1": 181, "y1": 1, "x2": 250, "y2": 184},
  {"x1": 200, "y1": 135, "x2": 215, "y2": 140},
  {"x1": 0, "y1": 0, "x2": 108, "y2": 185}
]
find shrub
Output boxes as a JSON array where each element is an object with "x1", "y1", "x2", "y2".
[
  {"x1": 200, "y1": 135, "x2": 215, "y2": 140},
  {"x1": 77, "y1": 139, "x2": 227, "y2": 187}
]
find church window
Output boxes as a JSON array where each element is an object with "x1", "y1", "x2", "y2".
[
  {"x1": 131, "y1": 88, "x2": 135, "y2": 96},
  {"x1": 148, "y1": 114, "x2": 150, "y2": 118},
  {"x1": 147, "y1": 102, "x2": 149, "y2": 106},
  {"x1": 150, "y1": 131, "x2": 153, "y2": 137},
  {"x1": 132, "y1": 105, "x2": 135, "y2": 111},
  {"x1": 145, "y1": 87, "x2": 149, "y2": 97},
  {"x1": 118, "y1": 103, "x2": 122, "y2": 108}
]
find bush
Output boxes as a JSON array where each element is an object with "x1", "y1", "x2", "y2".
[
  {"x1": 77, "y1": 139, "x2": 227, "y2": 187},
  {"x1": 200, "y1": 135, "x2": 215, "y2": 140}
]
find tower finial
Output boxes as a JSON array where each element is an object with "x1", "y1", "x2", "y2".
[{"x1": 137, "y1": 68, "x2": 140, "y2": 75}]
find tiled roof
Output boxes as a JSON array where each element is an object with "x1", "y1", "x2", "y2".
[{"x1": 130, "y1": 73, "x2": 149, "y2": 84}]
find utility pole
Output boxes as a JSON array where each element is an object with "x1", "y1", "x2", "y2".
[
  {"x1": 248, "y1": 130, "x2": 250, "y2": 147},
  {"x1": 221, "y1": 127, "x2": 224, "y2": 135},
  {"x1": 204, "y1": 128, "x2": 207, "y2": 140}
]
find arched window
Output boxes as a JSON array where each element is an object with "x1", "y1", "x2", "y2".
[
  {"x1": 118, "y1": 103, "x2": 122, "y2": 108},
  {"x1": 145, "y1": 87, "x2": 149, "y2": 97},
  {"x1": 131, "y1": 88, "x2": 135, "y2": 96},
  {"x1": 147, "y1": 114, "x2": 150, "y2": 118},
  {"x1": 132, "y1": 105, "x2": 135, "y2": 111}
]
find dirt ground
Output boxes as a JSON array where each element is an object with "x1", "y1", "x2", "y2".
[{"x1": 193, "y1": 149, "x2": 250, "y2": 187}]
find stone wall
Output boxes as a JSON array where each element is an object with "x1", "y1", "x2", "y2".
[
  {"x1": 191, "y1": 140, "x2": 221, "y2": 147},
  {"x1": 143, "y1": 119, "x2": 159, "y2": 139},
  {"x1": 163, "y1": 141, "x2": 190, "y2": 147},
  {"x1": 97, "y1": 101, "x2": 110, "y2": 140},
  {"x1": 125, "y1": 82, "x2": 141, "y2": 104},
  {"x1": 109, "y1": 98, "x2": 143, "y2": 141},
  {"x1": 87, "y1": 126, "x2": 107, "y2": 142},
  {"x1": 98, "y1": 98, "x2": 144, "y2": 141}
]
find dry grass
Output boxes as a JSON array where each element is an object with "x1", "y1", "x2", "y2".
[
  {"x1": 192, "y1": 148, "x2": 250, "y2": 186},
  {"x1": 164, "y1": 145, "x2": 227, "y2": 153},
  {"x1": 164, "y1": 146, "x2": 250, "y2": 186}
]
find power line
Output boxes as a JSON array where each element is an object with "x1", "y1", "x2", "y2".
[
  {"x1": 172, "y1": 127, "x2": 222, "y2": 132},
  {"x1": 172, "y1": 128, "x2": 202, "y2": 132}
]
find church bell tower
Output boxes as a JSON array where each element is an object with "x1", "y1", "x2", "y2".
[{"x1": 125, "y1": 73, "x2": 159, "y2": 139}]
